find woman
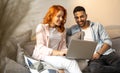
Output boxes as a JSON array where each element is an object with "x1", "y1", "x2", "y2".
[{"x1": 32, "y1": 5, "x2": 82, "y2": 73}]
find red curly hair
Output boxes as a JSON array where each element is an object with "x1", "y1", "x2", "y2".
[{"x1": 43, "y1": 5, "x2": 67, "y2": 32}]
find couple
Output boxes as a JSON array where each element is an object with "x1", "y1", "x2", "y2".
[{"x1": 32, "y1": 5, "x2": 120, "y2": 73}]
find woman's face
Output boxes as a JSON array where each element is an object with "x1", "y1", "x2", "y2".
[{"x1": 51, "y1": 10, "x2": 64, "y2": 27}]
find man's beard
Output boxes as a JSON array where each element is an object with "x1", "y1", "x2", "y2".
[{"x1": 78, "y1": 21, "x2": 86, "y2": 27}]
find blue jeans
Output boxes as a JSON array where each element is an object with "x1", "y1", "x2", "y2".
[{"x1": 83, "y1": 52, "x2": 120, "y2": 73}]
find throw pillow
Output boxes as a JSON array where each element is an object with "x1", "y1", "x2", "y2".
[
  {"x1": 5, "y1": 57, "x2": 30, "y2": 73},
  {"x1": 4, "y1": 38, "x2": 18, "y2": 61},
  {"x1": 12, "y1": 30, "x2": 32, "y2": 48},
  {"x1": 23, "y1": 41, "x2": 35, "y2": 56},
  {"x1": 67, "y1": 32, "x2": 83, "y2": 47},
  {"x1": 16, "y1": 43, "x2": 26, "y2": 67}
]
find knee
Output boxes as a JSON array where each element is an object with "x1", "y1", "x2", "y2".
[
  {"x1": 90, "y1": 67, "x2": 99, "y2": 73},
  {"x1": 89, "y1": 62, "x2": 101, "y2": 73}
]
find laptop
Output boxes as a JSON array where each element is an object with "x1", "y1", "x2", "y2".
[{"x1": 66, "y1": 39, "x2": 97, "y2": 59}]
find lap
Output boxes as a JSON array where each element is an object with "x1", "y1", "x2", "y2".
[
  {"x1": 43, "y1": 56, "x2": 76, "y2": 69},
  {"x1": 85, "y1": 52, "x2": 120, "y2": 73}
]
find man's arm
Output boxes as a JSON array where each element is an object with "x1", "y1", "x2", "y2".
[
  {"x1": 93, "y1": 43, "x2": 110, "y2": 59},
  {"x1": 97, "y1": 43, "x2": 110, "y2": 55},
  {"x1": 93, "y1": 23, "x2": 112, "y2": 59}
]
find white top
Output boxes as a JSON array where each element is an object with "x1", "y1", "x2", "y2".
[
  {"x1": 82, "y1": 26, "x2": 94, "y2": 41},
  {"x1": 49, "y1": 28, "x2": 62, "y2": 50}
]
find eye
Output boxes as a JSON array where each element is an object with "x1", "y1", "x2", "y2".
[
  {"x1": 74, "y1": 16, "x2": 79, "y2": 19},
  {"x1": 57, "y1": 15, "x2": 64, "y2": 19},
  {"x1": 80, "y1": 15, "x2": 85, "y2": 18},
  {"x1": 57, "y1": 15, "x2": 60, "y2": 17}
]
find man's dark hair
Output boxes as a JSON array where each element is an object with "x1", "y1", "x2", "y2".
[{"x1": 73, "y1": 6, "x2": 86, "y2": 14}]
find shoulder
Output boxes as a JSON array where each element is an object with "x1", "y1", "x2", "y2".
[
  {"x1": 91, "y1": 21, "x2": 104, "y2": 29},
  {"x1": 69, "y1": 24, "x2": 79, "y2": 29},
  {"x1": 66, "y1": 24, "x2": 79, "y2": 35},
  {"x1": 36, "y1": 24, "x2": 43, "y2": 32},
  {"x1": 67, "y1": 24, "x2": 79, "y2": 32},
  {"x1": 36, "y1": 23, "x2": 48, "y2": 32}
]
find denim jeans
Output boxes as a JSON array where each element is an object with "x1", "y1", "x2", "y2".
[{"x1": 83, "y1": 52, "x2": 120, "y2": 73}]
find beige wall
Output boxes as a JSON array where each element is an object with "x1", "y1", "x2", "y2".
[
  {"x1": 67, "y1": 0, "x2": 120, "y2": 27},
  {"x1": 37, "y1": 0, "x2": 120, "y2": 27},
  {"x1": 1, "y1": 0, "x2": 119, "y2": 38}
]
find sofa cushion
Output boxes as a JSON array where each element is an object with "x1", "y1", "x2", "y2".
[
  {"x1": 23, "y1": 41, "x2": 35, "y2": 56},
  {"x1": 4, "y1": 57, "x2": 30, "y2": 73},
  {"x1": 112, "y1": 38, "x2": 120, "y2": 55},
  {"x1": 78, "y1": 60, "x2": 88, "y2": 71},
  {"x1": 106, "y1": 29, "x2": 120, "y2": 39},
  {"x1": 4, "y1": 30, "x2": 32, "y2": 61},
  {"x1": 16, "y1": 44, "x2": 26, "y2": 67},
  {"x1": 11, "y1": 30, "x2": 32, "y2": 48},
  {"x1": 105, "y1": 25, "x2": 120, "y2": 39},
  {"x1": 5, "y1": 38, "x2": 18, "y2": 61},
  {"x1": 66, "y1": 31, "x2": 84, "y2": 47}
]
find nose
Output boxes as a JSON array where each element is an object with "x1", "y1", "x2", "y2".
[
  {"x1": 60, "y1": 17, "x2": 63, "y2": 21},
  {"x1": 78, "y1": 17, "x2": 82, "y2": 21}
]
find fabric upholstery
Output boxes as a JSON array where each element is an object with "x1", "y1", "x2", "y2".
[
  {"x1": 5, "y1": 38, "x2": 18, "y2": 61},
  {"x1": 23, "y1": 41, "x2": 35, "y2": 56},
  {"x1": 112, "y1": 38, "x2": 120, "y2": 55},
  {"x1": 16, "y1": 44, "x2": 26, "y2": 66},
  {"x1": 3, "y1": 25, "x2": 120, "y2": 73},
  {"x1": 4, "y1": 57, "x2": 30, "y2": 73},
  {"x1": 11, "y1": 30, "x2": 32, "y2": 47},
  {"x1": 106, "y1": 29, "x2": 120, "y2": 39}
]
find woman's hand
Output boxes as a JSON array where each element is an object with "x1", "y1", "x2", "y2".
[
  {"x1": 58, "y1": 69, "x2": 64, "y2": 73},
  {"x1": 61, "y1": 49, "x2": 68, "y2": 55},
  {"x1": 52, "y1": 49, "x2": 67, "y2": 56}
]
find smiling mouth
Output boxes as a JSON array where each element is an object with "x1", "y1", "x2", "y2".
[{"x1": 79, "y1": 21, "x2": 84, "y2": 24}]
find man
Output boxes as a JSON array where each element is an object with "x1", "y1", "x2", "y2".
[{"x1": 67, "y1": 6, "x2": 120, "y2": 73}]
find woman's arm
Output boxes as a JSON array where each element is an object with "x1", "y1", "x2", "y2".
[{"x1": 32, "y1": 24, "x2": 53, "y2": 60}]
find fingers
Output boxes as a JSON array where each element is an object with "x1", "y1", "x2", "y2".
[
  {"x1": 58, "y1": 69, "x2": 64, "y2": 73},
  {"x1": 92, "y1": 53, "x2": 100, "y2": 60},
  {"x1": 52, "y1": 50, "x2": 66, "y2": 56}
]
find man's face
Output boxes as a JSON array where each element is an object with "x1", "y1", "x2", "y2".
[{"x1": 74, "y1": 11, "x2": 87, "y2": 27}]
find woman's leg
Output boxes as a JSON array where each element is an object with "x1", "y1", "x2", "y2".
[{"x1": 43, "y1": 56, "x2": 82, "y2": 73}]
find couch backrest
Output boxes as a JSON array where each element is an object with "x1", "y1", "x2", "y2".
[
  {"x1": 111, "y1": 38, "x2": 120, "y2": 54},
  {"x1": 105, "y1": 25, "x2": 120, "y2": 54}
]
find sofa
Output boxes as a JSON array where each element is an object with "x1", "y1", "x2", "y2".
[{"x1": 3, "y1": 25, "x2": 120, "y2": 73}]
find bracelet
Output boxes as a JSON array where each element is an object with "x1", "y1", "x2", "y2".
[{"x1": 96, "y1": 52, "x2": 101, "y2": 56}]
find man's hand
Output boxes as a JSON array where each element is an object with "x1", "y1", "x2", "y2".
[{"x1": 92, "y1": 53, "x2": 101, "y2": 60}]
